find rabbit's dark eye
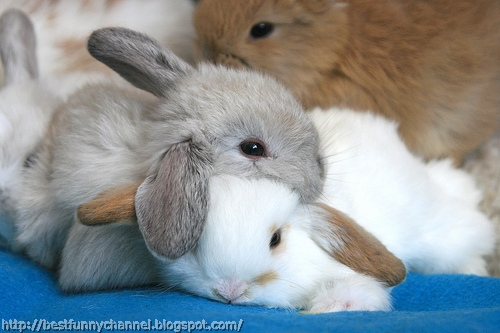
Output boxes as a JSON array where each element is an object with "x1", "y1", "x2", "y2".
[
  {"x1": 250, "y1": 22, "x2": 274, "y2": 39},
  {"x1": 240, "y1": 139, "x2": 268, "y2": 158},
  {"x1": 270, "y1": 229, "x2": 281, "y2": 249}
]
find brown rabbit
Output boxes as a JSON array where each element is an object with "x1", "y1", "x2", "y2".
[{"x1": 193, "y1": 0, "x2": 500, "y2": 162}]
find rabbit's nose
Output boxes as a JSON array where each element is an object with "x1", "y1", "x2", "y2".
[
  {"x1": 196, "y1": 41, "x2": 247, "y2": 69},
  {"x1": 196, "y1": 42, "x2": 215, "y2": 61},
  {"x1": 214, "y1": 280, "x2": 249, "y2": 303}
]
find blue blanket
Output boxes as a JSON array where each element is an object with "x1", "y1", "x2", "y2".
[{"x1": 1, "y1": 247, "x2": 499, "y2": 333}]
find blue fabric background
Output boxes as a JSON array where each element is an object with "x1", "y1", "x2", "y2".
[{"x1": 1, "y1": 248, "x2": 499, "y2": 333}]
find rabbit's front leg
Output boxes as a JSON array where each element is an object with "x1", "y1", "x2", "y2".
[{"x1": 306, "y1": 274, "x2": 392, "y2": 313}]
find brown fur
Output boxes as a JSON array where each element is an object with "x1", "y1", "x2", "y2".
[
  {"x1": 77, "y1": 182, "x2": 139, "y2": 226},
  {"x1": 194, "y1": 0, "x2": 500, "y2": 162},
  {"x1": 317, "y1": 204, "x2": 407, "y2": 287},
  {"x1": 19, "y1": 0, "x2": 138, "y2": 76},
  {"x1": 254, "y1": 271, "x2": 279, "y2": 285}
]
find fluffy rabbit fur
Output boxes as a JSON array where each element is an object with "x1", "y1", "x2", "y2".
[
  {"x1": 0, "y1": 8, "x2": 119, "y2": 244},
  {"x1": 0, "y1": 12, "x2": 325, "y2": 281},
  {"x1": 0, "y1": 9, "x2": 63, "y2": 242},
  {"x1": 309, "y1": 108, "x2": 495, "y2": 276},
  {"x1": 161, "y1": 175, "x2": 406, "y2": 313},
  {"x1": 156, "y1": 108, "x2": 495, "y2": 313},
  {"x1": 70, "y1": 107, "x2": 495, "y2": 312},
  {"x1": 0, "y1": 9, "x2": 493, "y2": 314},
  {"x1": 0, "y1": 0, "x2": 195, "y2": 82},
  {"x1": 193, "y1": 0, "x2": 500, "y2": 162}
]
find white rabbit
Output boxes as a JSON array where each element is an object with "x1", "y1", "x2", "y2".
[
  {"x1": 308, "y1": 108, "x2": 495, "y2": 276},
  {"x1": 0, "y1": 8, "x2": 61, "y2": 243},
  {"x1": 3, "y1": 12, "x2": 324, "y2": 281},
  {"x1": 160, "y1": 175, "x2": 405, "y2": 313},
  {"x1": 0, "y1": 9, "x2": 115, "y2": 244},
  {"x1": 0, "y1": 0, "x2": 195, "y2": 83}
]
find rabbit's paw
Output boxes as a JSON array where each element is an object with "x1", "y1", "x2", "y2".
[{"x1": 306, "y1": 275, "x2": 392, "y2": 313}]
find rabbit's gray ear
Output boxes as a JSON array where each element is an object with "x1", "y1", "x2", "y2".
[
  {"x1": 0, "y1": 8, "x2": 38, "y2": 85},
  {"x1": 309, "y1": 204, "x2": 407, "y2": 287},
  {"x1": 87, "y1": 27, "x2": 193, "y2": 98},
  {"x1": 135, "y1": 140, "x2": 214, "y2": 260}
]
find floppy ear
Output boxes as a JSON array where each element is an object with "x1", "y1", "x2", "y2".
[
  {"x1": 135, "y1": 140, "x2": 214, "y2": 260},
  {"x1": 77, "y1": 183, "x2": 140, "y2": 226},
  {"x1": 309, "y1": 204, "x2": 406, "y2": 287},
  {"x1": 87, "y1": 27, "x2": 193, "y2": 98}
]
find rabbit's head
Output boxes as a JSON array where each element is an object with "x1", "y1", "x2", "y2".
[
  {"x1": 192, "y1": 0, "x2": 349, "y2": 106},
  {"x1": 78, "y1": 27, "x2": 324, "y2": 261},
  {"x1": 162, "y1": 175, "x2": 406, "y2": 311}
]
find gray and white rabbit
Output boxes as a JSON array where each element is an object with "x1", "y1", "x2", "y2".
[
  {"x1": 150, "y1": 109, "x2": 494, "y2": 313},
  {"x1": 0, "y1": 10, "x2": 324, "y2": 284}
]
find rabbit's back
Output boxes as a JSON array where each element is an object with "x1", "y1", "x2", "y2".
[
  {"x1": 50, "y1": 85, "x2": 157, "y2": 204},
  {"x1": 13, "y1": 83, "x2": 156, "y2": 268},
  {"x1": 310, "y1": 108, "x2": 495, "y2": 275}
]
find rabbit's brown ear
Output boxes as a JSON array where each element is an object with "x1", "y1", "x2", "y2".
[
  {"x1": 77, "y1": 183, "x2": 140, "y2": 226},
  {"x1": 135, "y1": 140, "x2": 214, "y2": 260},
  {"x1": 309, "y1": 204, "x2": 406, "y2": 287}
]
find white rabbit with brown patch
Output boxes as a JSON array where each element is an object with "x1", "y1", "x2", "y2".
[{"x1": 158, "y1": 175, "x2": 406, "y2": 313}]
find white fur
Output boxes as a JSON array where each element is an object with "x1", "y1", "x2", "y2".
[
  {"x1": 310, "y1": 107, "x2": 495, "y2": 275},
  {"x1": 160, "y1": 109, "x2": 495, "y2": 314},
  {"x1": 0, "y1": 80, "x2": 60, "y2": 226},
  {"x1": 0, "y1": 0, "x2": 195, "y2": 81},
  {"x1": 162, "y1": 175, "x2": 392, "y2": 313}
]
